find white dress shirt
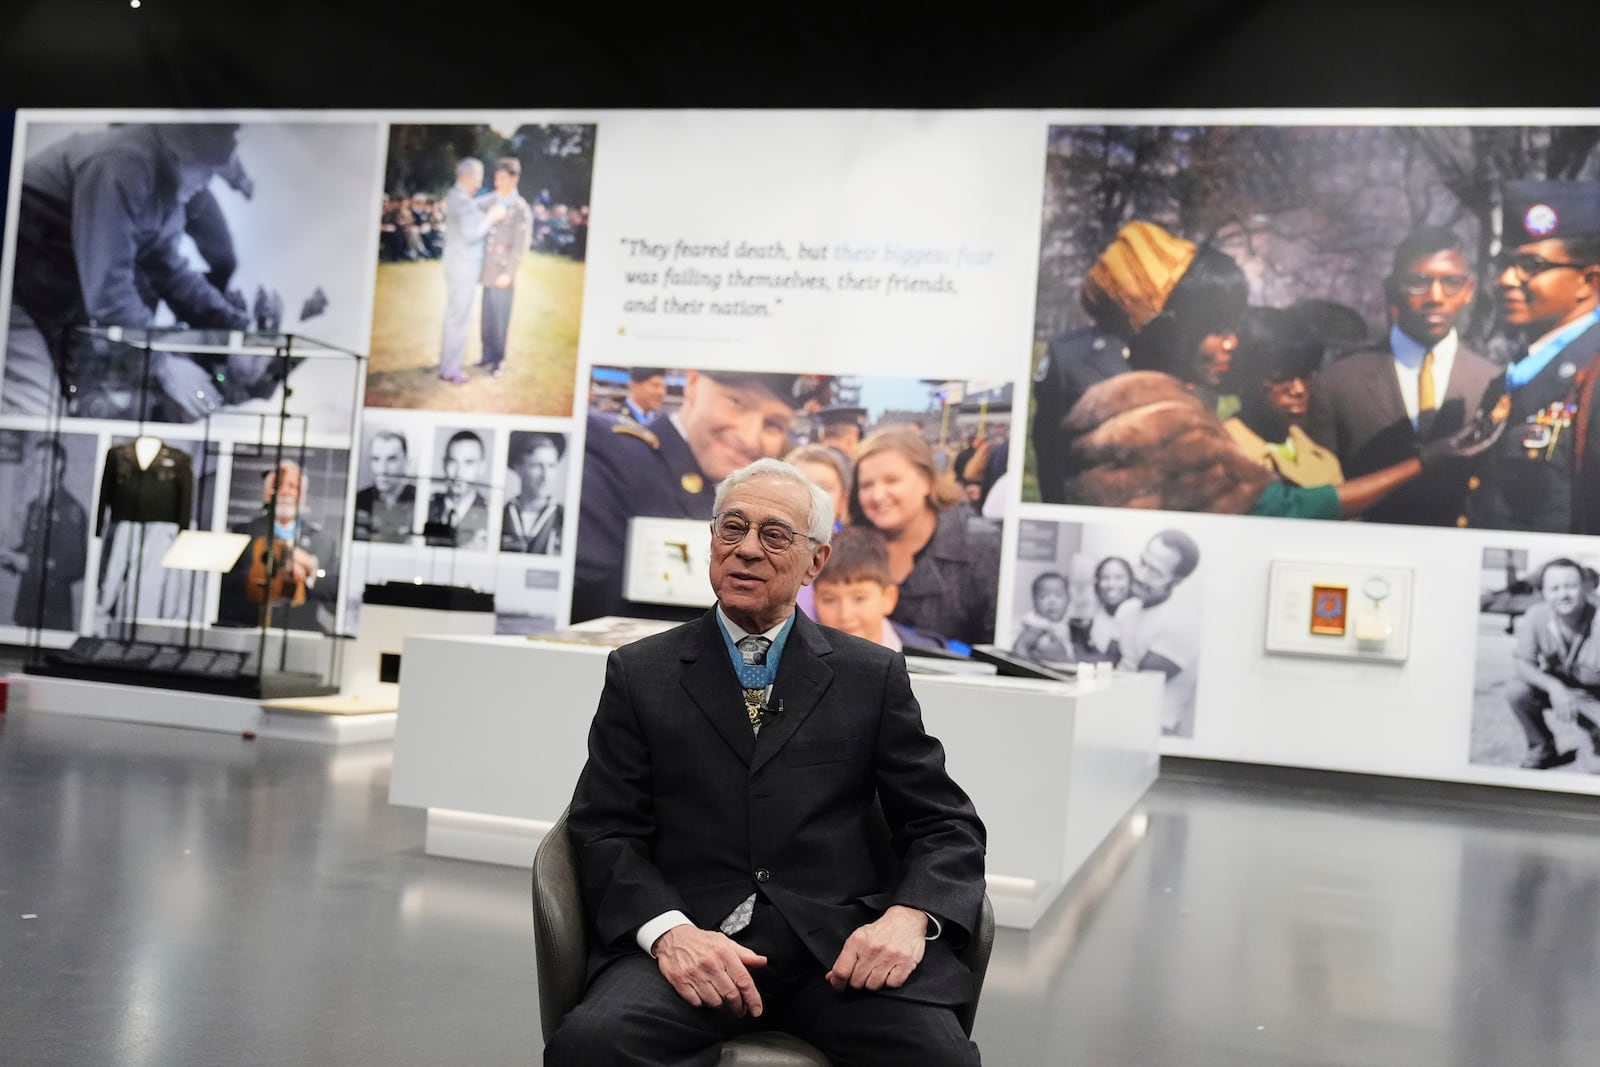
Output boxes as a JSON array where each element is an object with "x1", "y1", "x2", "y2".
[{"x1": 1389, "y1": 325, "x2": 1458, "y2": 426}]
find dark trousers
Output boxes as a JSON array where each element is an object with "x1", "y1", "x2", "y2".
[
  {"x1": 480, "y1": 284, "x2": 515, "y2": 368},
  {"x1": 1507, "y1": 680, "x2": 1600, "y2": 754},
  {"x1": 544, "y1": 900, "x2": 979, "y2": 1067}
]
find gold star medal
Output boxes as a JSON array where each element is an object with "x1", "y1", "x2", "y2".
[{"x1": 681, "y1": 472, "x2": 704, "y2": 494}]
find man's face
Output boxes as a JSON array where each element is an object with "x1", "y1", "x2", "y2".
[
  {"x1": 264, "y1": 466, "x2": 305, "y2": 524},
  {"x1": 630, "y1": 374, "x2": 666, "y2": 413},
  {"x1": 27, "y1": 447, "x2": 60, "y2": 488},
  {"x1": 517, "y1": 444, "x2": 558, "y2": 499},
  {"x1": 1541, "y1": 564, "x2": 1588, "y2": 617},
  {"x1": 709, "y1": 477, "x2": 829, "y2": 633},
  {"x1": 443, "y1": 439, "x2": 483, "y2": 496},
  {"x1": 1496, "y1": 239, "x2": 1598, "y2": 333},
  {"x1": 1393, "y1": 250, "x2": 1475, "y2": 347},
  {"x1": 458, "y1": 165, "x2": 483, "y2": 195},
  {"x1": 369, "y1": 437, "x2": 407, "y2": 495},
  {"x1": 493, "y1": 169, "x2": 517, "y2": 196},
  {"x1": 1133, "y1": 538, "x2": 1184, "y2": 603},
  {"x1": 813, "y1": 579, "x2": 897, "y2": 644},
  {"x1": 679, "y1": 372, "x2": 796, "y2": 482}
]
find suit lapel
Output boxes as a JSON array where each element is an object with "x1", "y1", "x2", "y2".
[
  {"x1": 678, "y1": 613, "x2": 755, "y2": 766},
  {"x1": 750, "y1": 613, "x2": 835, "y2": 776},
  {"x1": 1363, "y1": 345, "x2": 1413, "y2": 440}
]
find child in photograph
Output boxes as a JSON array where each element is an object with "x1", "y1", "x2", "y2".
[
  {"x1": 1013, "y1": 571, "x2": 1074, "y2": 664},
  {"x1": 811, "y1": 526, "x2": 953, "y2": 654},
  {"x1": 812, "y1": 527, "x2": 902, "y2": 649}
]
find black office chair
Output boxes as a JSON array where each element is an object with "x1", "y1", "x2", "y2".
[{"x1": 534, "y1": 807, "x2": 995, "y2": 1066}]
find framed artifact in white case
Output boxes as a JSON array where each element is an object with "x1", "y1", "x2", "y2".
[
  {"x1": 623, "y1": 516, "x2": 715, "y2": 608},
  {"x1": 1265, "y1": 560, "x2": 1414, "y2": 663}
]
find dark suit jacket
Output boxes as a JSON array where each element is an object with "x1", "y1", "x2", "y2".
[
  {"x1": 566, "y1": 610, "x2": 987, "y2": 1007},
  {"x1": 1304, "y1": 339, "x2": 1499, "y2": 526}
]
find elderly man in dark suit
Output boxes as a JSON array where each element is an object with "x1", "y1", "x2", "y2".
[
  {"x1": 548, "y1": 458, "x2": 986, "y2": 1066},
  {"x1": 1304, "y1": 225, "x2": 1500, "y2": 527}
]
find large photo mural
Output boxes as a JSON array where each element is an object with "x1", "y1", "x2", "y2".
[{"x1": 1028, "y1": 125, "x2": 1600, "y2": 536}]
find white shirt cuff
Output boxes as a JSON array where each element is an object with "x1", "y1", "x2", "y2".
[
  {"x1": 923, "y1": 910, "x2": 942, "y2": 941},
  {"x1": 637, "y1": 910, "x2": 693, "y2": 956}
]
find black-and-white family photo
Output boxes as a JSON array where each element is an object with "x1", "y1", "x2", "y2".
[{"x1": 1012, "y1": 518, "x2": 1205, "y2": 738}]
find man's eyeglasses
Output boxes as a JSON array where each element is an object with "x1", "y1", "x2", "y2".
[
  {"x1": 1399, "y1": 273, "x2": 1471, "y2": 297},
  {"x1": 712, "y1": 512, "x2": 817, "y2": 553},
  {"x1": 1492, "y1": 252, "x2": 1586, "y2": 283}
]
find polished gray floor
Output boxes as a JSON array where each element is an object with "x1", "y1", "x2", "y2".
[{"x1": 3, "y1": 707, "x2": 1599, "y2": 1066}]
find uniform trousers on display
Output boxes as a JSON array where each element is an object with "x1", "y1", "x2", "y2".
[
  {"x1": 480, "y1": 285, "x2": 514, "y2": 370},
  {"x1": 547, "y1": 897, "x2": 978, "y2": 1067},
  {"x1": 97, "y1": 520, "x2": 194, "y2": 631}
]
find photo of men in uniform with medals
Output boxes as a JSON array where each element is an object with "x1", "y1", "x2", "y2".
[
  {"x1": 501, "y1": 431, "x2": 567, "y2": 556},
  {"x1": 1473, "y1": 548, "x2": 1600, "y2": 774},
  {"x1": 353, "y1": 424, "x2": 418, "y2": 545},
  {"x1": 216, "y1": 450, "x2": 346, "y2": 634},
  {"x1": 425, "y1": 427, "x2": 495, "y2": 551},
  {"x1": 0, "y1": 120, "x2": 379, "y2": 427},
  {"x1": 0, "y1": 429, "x2": 95, "y2": 634},
  {"x1": 1010, "y1": 518, "x2": 1204, "y2": 737},
  {"x1": 1024, "y1": 126, "x2": 1600, "y2": 532},
  {"x1": 366, "y1": 123, "x2": 596, "y2": 416},
  {"x1": 574, "y1": 367, "x2": 1010, "y2": 652}
]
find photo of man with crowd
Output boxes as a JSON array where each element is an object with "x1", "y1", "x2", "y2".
[
  {"x1": 367, "y1": 123, "x2": 595, "y2": 416},
  {"x1": 574, "y1": 367, "x2": 1010, "y2": 650},
  {"x1": 1028, "y1": 125, "x2": 1600, "y2": 535}
]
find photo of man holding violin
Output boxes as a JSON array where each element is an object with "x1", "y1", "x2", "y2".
[{"x1": 217, "y1": 458, "x2": 340, "y2": 633}]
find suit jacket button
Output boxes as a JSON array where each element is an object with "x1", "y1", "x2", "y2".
[{"x1": 755, "y1": 868, "x2": 771, "y2": 883}]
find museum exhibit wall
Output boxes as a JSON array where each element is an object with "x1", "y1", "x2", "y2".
[{"x1": 3, "y1": 107, "x2": 1598, "y2": 797}]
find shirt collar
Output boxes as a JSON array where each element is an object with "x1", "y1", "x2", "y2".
[
  {"x1": 1528, "y1": 309, "x2": 1600, "y2": 361},
  {"x1": 716, "y1": 604, "x2": 792, "y2": 644},
  {"x1": 1389, "y1": 324, "x2": 1457, "y2": 368}
]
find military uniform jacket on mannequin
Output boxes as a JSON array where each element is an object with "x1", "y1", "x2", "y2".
[
  {"x1": 1470, "y1": 320, "x2": 1600, "y2": 532},
  {"x1": 566, "y1": 610, "x2": 987, "y2": 1006},
  {"x1": 571, "y1": 411, "x2": 716, "y2": 623},
  {"x1": 96, "y1": 442, "x2": 194, "y2": 535}
]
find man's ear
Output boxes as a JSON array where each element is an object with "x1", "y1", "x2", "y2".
[{"x1": 803, "y1": 543, "x2": 831, "y2": 586}]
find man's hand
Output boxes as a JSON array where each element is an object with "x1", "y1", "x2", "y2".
[
  {"x1": 152, "y1": 353, "x2": 223, "y2": 421},
  {"x1": 0, "y1": 550, "x2": 24, "y2": 574},
  {"x1": 486, "y1": 203, "x2": 508, "y2": 225},
  {"x1": 288, "y1": 547, "x2": 319, "y2": 586},
  {"x1": 825, "y1": 905, "x2": 927, "y2": 992},
  {"x1": 652, "y1": 925, "x2": 767, "y2": 1018},
  {"x1": 494, "y1": 272, "x2": 512, "y2": 289}
]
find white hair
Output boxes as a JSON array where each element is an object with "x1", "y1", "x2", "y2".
[
  {"x1": 456, "y1": 157, "x2": 484, "y2": 178},
  {"x1": 713, "y1": 458, "x2": 834, "y2": 544}
]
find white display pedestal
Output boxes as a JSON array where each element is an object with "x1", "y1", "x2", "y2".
[{"x1": 389, "y1": 633, "x2": 1164, "y2": 929}]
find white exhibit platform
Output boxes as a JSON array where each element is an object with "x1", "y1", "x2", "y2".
[
  {"x1": 389, "y1": 633, "x2": 1164, "y2": 929},
  {"x1": 6, "y1": 672, "x2": 397, "y2": 745}
]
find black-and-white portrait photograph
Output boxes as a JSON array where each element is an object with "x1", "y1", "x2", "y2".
[
  {"x1": 210, "y1": 444, "x2": 349, "y2": 634},
  {"x1": 494, "y1": 558, "x2": 562, "y2": 636},
  {"x1": 1, "y1": 119, "x2": 380, "y2": 431},
  {"x1": 0, "y1": 428, "x2": 96, "y2": 634},
  {"x1": 94, "y1": 433, "x2": 205, "y2": 637},
  {"x1": 353, "y1": 421, "x2": 419, "y2": 545},
  {"x1": 500, "y1": 430, "x2": 567, "y2": 556},
  {"x1": 426, "y1": 425, "x2": 496, "y2": 551},
  {"x1": 1011, "y1": 517, "x2": 1205, "y2": 738},
  {"x1": 1473, "y1": 546, "x2": 1600, "y2": 774}
]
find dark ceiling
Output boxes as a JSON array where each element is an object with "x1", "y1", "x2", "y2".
[{"x1": 1, "y1": 0, "x2": 1597, "y2": 110}]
